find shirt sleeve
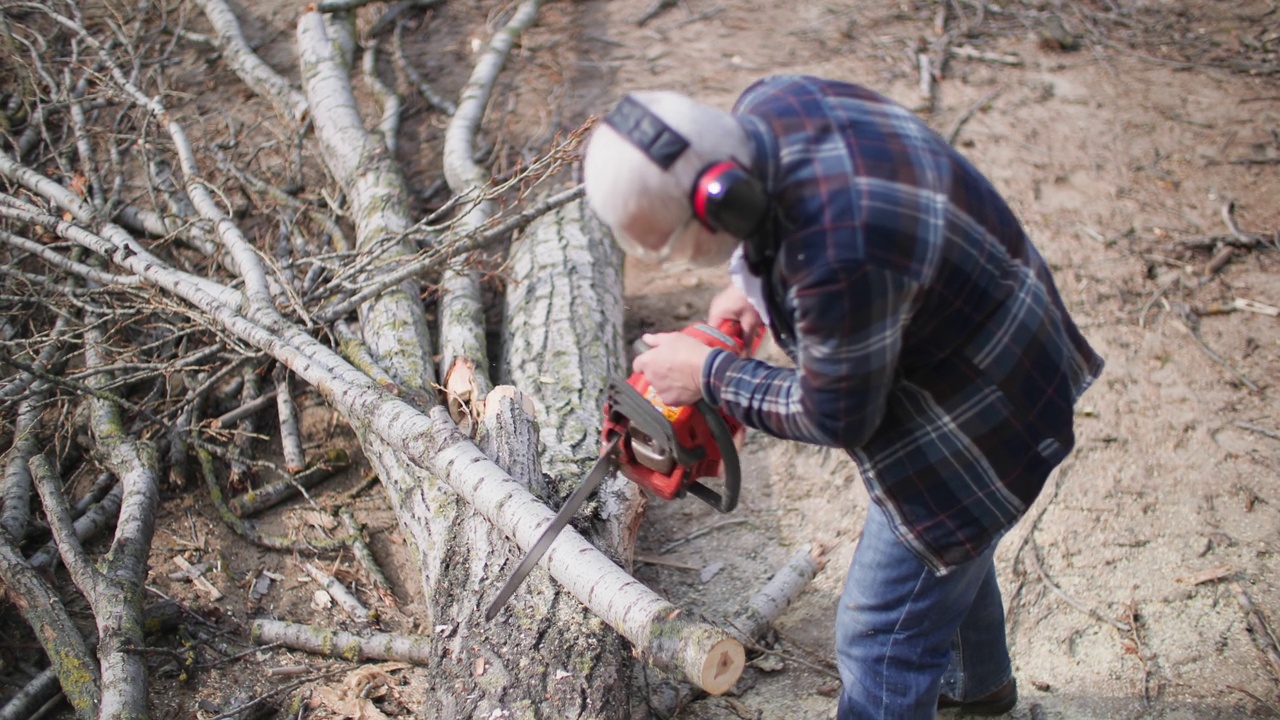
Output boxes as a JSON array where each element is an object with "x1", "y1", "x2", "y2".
[{"x1": 701, "y1": 261, "x2": 919, "y2": 449}]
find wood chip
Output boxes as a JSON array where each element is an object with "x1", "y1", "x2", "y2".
[
  {"x1": 1175, "y1": 564, "x2": 1235, "y2": 585},
  {"x1": 173, "y1": 555, "x2": 223, "y2": 600},
  {"x1": 1234, "y1": 298, "x2": 1280, "y2": 317}
]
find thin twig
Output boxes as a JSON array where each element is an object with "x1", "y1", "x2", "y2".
[
  {"x1": 204, "y1": 668, "x2": 346, "y2": 720},
  {"x1": 945, "y1": 86, "x2": 1003, "y2": 146},
  {"x1": 1234, "y1": 421, "x2": 1280, "y2": 442},
  {"x1": 210, "y1": 389, "x2": 278, "y2": 429},
  {"x1": 1172, "y1": 302, "x2": 1259, "y2": 392},
  {"x1": 659, "y1": 518, "x2": 751, "y2": 554},
  {"x1": 1230, "y1": 580, "x2": 1280, "y2": 684},
  {"x1": 1028, "y1": 541, "x2": 1131, "y2": 633}
]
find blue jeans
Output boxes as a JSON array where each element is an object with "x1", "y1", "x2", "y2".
[{"x1": 835, "y1": 503, "x2": 1011, "y2": 719}]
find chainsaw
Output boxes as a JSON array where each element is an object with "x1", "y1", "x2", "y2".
[{"x1": 484, "y1": 319, "x2": 763, "y2": 620}]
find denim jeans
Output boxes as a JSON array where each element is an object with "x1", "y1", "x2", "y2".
[{"x1": 835, "y1": 503, "x2": 1011, "y2": 719}]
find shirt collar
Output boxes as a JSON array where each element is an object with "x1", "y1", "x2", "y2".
[{"x1": 735, "y1": 114, "x2": 778, "y2": 197}]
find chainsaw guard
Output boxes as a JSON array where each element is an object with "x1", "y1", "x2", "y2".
[{"x1": 685, "y1": 399, "x2": 740, "y2": 513}]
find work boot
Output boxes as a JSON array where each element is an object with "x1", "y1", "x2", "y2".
[{"x1": 937, "y1": 677, "x2": 1017, "y2": 716}]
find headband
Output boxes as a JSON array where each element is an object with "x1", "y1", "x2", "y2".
[{"x1": 602, "y1": 95, "x2": 690, "y2": 170}]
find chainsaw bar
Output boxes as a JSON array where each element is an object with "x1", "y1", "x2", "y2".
[{"x1": 484, "y1": 434, "x2": 622, "y2": 621}]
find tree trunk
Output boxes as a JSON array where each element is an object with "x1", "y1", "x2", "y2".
[
  {"x1": 361, "y1": 198, "x2": 641, "y2": 718},
  {"x1": 501, "y1": 197, "x2": 644, "y2": 561}
]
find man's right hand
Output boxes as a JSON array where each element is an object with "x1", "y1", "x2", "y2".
[{"x1": 708, "y1": 284, "x2": 764, "y2": 340}]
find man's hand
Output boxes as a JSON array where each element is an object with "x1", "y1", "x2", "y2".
[
  {"x1": 708, "y1": 284, "x2": 763, "y2": 340},
  {"x1": 632, "y1": 333, "x2": 713, "y2": 407}
]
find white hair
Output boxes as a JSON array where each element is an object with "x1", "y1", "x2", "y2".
[{"x1": 583, "y1": 91, "x2": 753, "y2": 258}]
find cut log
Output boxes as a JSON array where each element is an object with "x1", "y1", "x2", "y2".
[{"x1": 729, "y1": 543, "x2": 826, "y2": 643}]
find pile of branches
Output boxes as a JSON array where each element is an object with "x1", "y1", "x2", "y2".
[
  {"x1": 0, "y1": 0, "x2": 588, "y2": 716},
  {"x1": 0, "y1": 0, "x2": 773, "y2": 714}
]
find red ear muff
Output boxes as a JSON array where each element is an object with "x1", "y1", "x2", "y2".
[{"x1": 692, "y1": 161, "x2": 769, "y2": 241}]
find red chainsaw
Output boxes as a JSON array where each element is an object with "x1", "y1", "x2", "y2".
[{"x1": 485, "y1": 319, "x2": 763, "y2": 620}]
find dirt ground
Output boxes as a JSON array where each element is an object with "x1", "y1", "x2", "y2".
[
  {"x1": 11, "y1": 0, "x2": 1278, "y2": 718},
  {"x1": 608, "y1": 1, "x2": 1280, "y2": 719}
]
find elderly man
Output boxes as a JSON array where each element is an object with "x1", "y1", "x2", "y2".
[{"x1": 582, "y1": 75, "x2": 1103, "y2": 718}]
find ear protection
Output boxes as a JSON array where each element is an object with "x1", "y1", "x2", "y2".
[{"x1": 603, "y1": 96, "x2": 771, "y2": 242}]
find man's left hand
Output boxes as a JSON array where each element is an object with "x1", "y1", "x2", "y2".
[{"x1": 632, "y1": 332, "x2": 713, "y2": 407}]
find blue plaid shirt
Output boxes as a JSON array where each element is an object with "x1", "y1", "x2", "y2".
[{"x1": 701, "y1": 76, "x2": 1104, "y2": 573}]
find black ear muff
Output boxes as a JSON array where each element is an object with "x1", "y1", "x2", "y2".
[{"x1": 692, "y1": 161, "x2": 769, "y2": 241}]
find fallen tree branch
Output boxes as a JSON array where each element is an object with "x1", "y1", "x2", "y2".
[
  {"x1": 0, "y1": 601, "x2": 183, "y2": 720},
  {"x1": 227, "y1": 449, "x2": 350, "y2": 517},
  {"x1": 302, "y1": 561, "x2": 374, "y2": 623},
  {"x1": 26, "y1": 480, "x2": 124, "y2": 571},
  {"x1": 189, "y1": 0, "x2": 308, "y2": 123},
  {"x1": 0, "y1": 515, "x2": 101, "y2": 719},
  {"x1": 252, "y1": 619, "x2": 434, "y2": 663},
  {"x1": 274, "y1": 364, "x2": 306, "y2": 473},
  {"x1": 199, "y1": 448, "x2": 350, "y2": 553},
  {"x1": 436, "y1": 0, "x2": 543, "y2": 392},
  {"x1": 211, "y1": 389, "x2": 278, "y2": 429},
  {"x1": 338, "y1": 507, "x2": 398, "y2": 607},
  {"x1": 2, "y1": 385, "x2": 47, "y2": 539}
]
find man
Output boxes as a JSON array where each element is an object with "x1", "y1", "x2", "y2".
[{"x1": 582, "y1": 75, "x2": 1103, "y2": 718}]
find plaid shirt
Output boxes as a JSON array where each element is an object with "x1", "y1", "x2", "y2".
[{"x1": 701, "y1": 76, "x2": 1104, "y2": 573}]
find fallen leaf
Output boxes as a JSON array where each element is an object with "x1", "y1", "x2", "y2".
[
  {"x1": 751, "y1": 654, "x2": 785, "y2": 672},
  {"x1": 314, "y1": 685, "x2": 390, "y2": 720},
  {"x1": 295, "y1": 509, "x2": 339, "y2": 531},
  {"x1": 348, "y1": 661, "x2": 410, "y2": 690}
]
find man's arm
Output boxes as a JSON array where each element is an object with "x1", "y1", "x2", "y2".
[{"x1": 701, "y1": 263, "x2": 918, "y2": 449}]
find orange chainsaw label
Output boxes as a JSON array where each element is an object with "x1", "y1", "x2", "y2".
[{"x1": 643, "y1": 386, "x2": 681, "y2": 421}]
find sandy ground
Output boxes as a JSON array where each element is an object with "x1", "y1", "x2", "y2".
[
  {"x1": 601, "y1": 1, "x2": 1280, "y2": 719},
  {"x1": 22, "y1": 0, "x2": 1275, "y2": 718}
]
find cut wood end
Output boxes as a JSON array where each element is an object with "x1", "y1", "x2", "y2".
[
  {"x1": 484, "y1": 385, "x2": 536, "y2": 419},
  {"x1": 701, "y1": 638, "x2": 745, "y2": 696},
  {"x1": 443, "y1": 358, "x2": 480, "y2": 424},
  {"x1": 808, "y1": 541, "x2": 830, "y2": 570}
]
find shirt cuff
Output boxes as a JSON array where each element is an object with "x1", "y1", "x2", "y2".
[{"x1": 701, "y1": 348, "x2": 733, "y2": 406}]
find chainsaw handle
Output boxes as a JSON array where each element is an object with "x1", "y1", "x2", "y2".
[
  {"x1": 713, "y1": 317, "x2": 765, "y2": 356},
  {"x1": 685, "y1": 399, "x2": 740, "y2": 513}
]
